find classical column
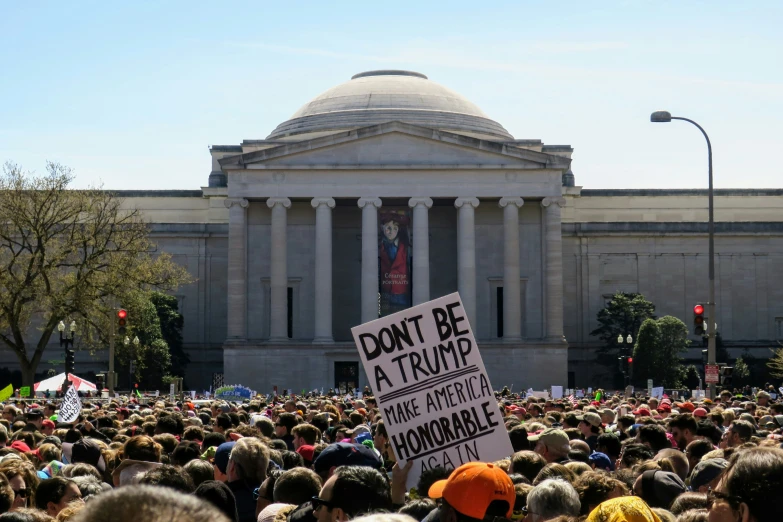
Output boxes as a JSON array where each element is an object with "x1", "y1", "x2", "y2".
[
  {"x1": 499, "y1": 197, "x2": 524, "y2": 341},
  {"x1": 409, "y1": 197, "x2": 433, "y2": 305},
  {"x1": 542, "y1": 197, "x2": 566, "y2": 341},
  {"x1": 224, "y1": 198, "x2": 249, "y2": 341},
  {"x1": 311, "y1": 197, "x2": 335, "y2": 342},
  {"x1": 358, "y1": 198, "x2": 382, "y2": 323},
  {"x1": 267, "y1": 197, "x2": 291, "y2": 341},
  {"x1": 455, "y1": 197, "x2": 479, "y2": 329}
]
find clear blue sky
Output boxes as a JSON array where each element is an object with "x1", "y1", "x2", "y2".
[{"x1": 1, "y1": 1, "x2": 781, "y2": 189}]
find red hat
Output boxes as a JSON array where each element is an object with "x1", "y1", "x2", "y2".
[
  {"x1": 296, "y1": 444, "x2": 315, "y2": 463},
  {"x1": 10, "y1": 441, "x2": 31, "y2": 453},
  {"x1": 434, "y1": 462, "x2": 515, "y2": 519},
  {"x1": 633, "y1": 407, "x2": 651, "y2": 417},
  {"x1": 658, "y1": 403, "x2": 671, "y2": 412},
  {"x1": 42, "y1": 419, "x2": 55, "y2": 429},
  {"x1": 693, "y1": 407, "x2": 708, "y2": 418},
  {"x1": 679, "y1": 402, "x2": 695, "y2": 413}
]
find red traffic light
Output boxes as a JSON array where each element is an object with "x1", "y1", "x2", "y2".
[
  {"x1": 117, "y1": 309, "x2": 128, "y2": 319},
  {"x1": 627, "y1": 357, "x2": 633, "y2": 363},
  {"x1": 693, "y1": 305, "x2": 704, "y2": 315}
]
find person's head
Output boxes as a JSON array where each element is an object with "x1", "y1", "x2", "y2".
[
  {"x1": 654, "y1": 449, "x2": 689, "y2": 482},
  {"x1": 577, "y1": 413, "x2": 603, "y2": 438},
  {"x1": 0, "y1": 471, "x2": 15, "y2": 514},
  {"x1": 171, "y1": 441, "x2": 201, "y2": 467},
  {"x1": 313, "y1": 465, "x2": 391, "y2": 522},
  {"x1": 70, "y1": 475, "x2": 104, "y2": 503},
  {"x1": 632, "y1": 470, "x2": 686, "y2": 509},
  {"x1": 616, "y1": 443, "x2": 654, "y2": 470},
  {"x1": 573, "y1": 471, "x2": 628, "y2": 515},
  {"x1": 227, "y1": 437, "x2": 269, "y2": 485},
  {"x1": 1, "y1": 407, "x2": 17, "y2": 424},
  {"x1": 685, "y1": 439, "x2": 715, "y2": 471},
  {"x1": 398, "y1": 499, "x2": 437, "y2": 522},
  {"x1": 431, "y1": 462, "x2": 513, "y2": 522},
  {"x1": 291, "y1": 424, "x2": 320, "y2": 450},
  {"x1": 508, "y1": 425, "x2": 530, "y2": 453},
  {"x1": 669, "y1": 491, "x2": 708, "y2": 515},
  {"x1": 202, "y1": 432, "x2": 226, "y2": 451},
  {"x1": 637, "y1": 424, "x2": 670, "y2": 453},
  {"x1": 272, "y1": 467, "x2": 321, "y2": 506},
  {"x1": 122, "y1": 436, "x2": 162, "y2": 463},
  {"x1": 139, "y1": 464, "x2": 195, "y2": 494},
  {"x1": 669, "y1": 414, "x2": 698, "y2": 450},
  {"x1": 585, "y1": 496, "x2": 662, "y2": 522},
  {"x1": 382, "y1": 217, "x2": 400, "y2": 243},
  {"x1": 34, "y1": 478, "x2": 82, "y2": 517},
  {"x1": 275, "y1": 413, "x2": 297, "y2": 438},
  {"x1": 214, "y1": 414, "x2": 232, "y2": 433},
  {"x1": 528, "y1": 429, "x2": 570, "y2": 463},
  {"x1": 67, "y1": 484, "x2": 231, "y2": 522},
  {"x1": 532, "y1": 464, "x2": 576, "y2": 487},
  {"x1": 726, "y1": 420, "x2": 754, "y2": 448},
  {"x1": 524, "y1": 478, "x2": 580, "y2": 522},
  {"x1": 211, "y1": 442, "x2": 235, "y2": 483},
  {"x1": 312, "y1": 442, "x2": 382, "y2": 482},
  {"x1": 510, "y1": 451, "x2": 547, "y2": 483},
  {"x1": 596, "y1": 433, "x2": 621, "y2": 461},
  {"x1": 708, "y1": 446, "x2": 783, "y2": 522},
  {"x1": 193, "y1": 480, "x2": 238, "y2": 522},
  {"x1": 184, "y1": 459, "x2": 216, "y2": 489}
]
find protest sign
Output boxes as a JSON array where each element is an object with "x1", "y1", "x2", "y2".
[
  {"x1": 352, "y1": 292, "x2": 513, "y2": 488},
  {"x1": 651, "y1": 387, "x2": 664, "y2": 399},
  {"x1": 0, "y1": 384, "x2": 11, "y2": 402},
  {"x1": 551, "y1": 386, "x2": 563, "y2": 399},
  {"x1": 576, "y1": 390, "x2": 584, "y2": 398},
  {"x1": 19, "y1": 387, "x2": 30, "y2": 398},
  {"x1": 530, "y1": 391, "x2": 549, "y2": 399},
  {"x1": 215, "y1": 385, "x2": 253, "y2": 402},
  {"x1": 59, "y1": 385, "x2": 82, "y2": 423},
  {"x1": 692, "y1": 389, "x2": 705, "y2": 400}
]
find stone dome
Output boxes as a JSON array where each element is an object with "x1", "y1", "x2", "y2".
[{"x1": 267, "y1": 70, "x2": 513, "y2": 141}]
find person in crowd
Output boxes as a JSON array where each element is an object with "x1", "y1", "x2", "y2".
[
  {"x1": 524, "y1": 478, "x2": 580, "y2": 521},
  {"x1": 529, "y1": 429, "x2": 571, "y2": 464},
  {"x1": 429, "y1": 462, "x2": 514, "y2": 522},
  {"x1": 312, "y1": 466, "x2": 391, "y2": 522},
  {"x1": 275, "y1": 414, "x2": 297, "y2": 451},
  {"x1": 34, "y1": 478, "x2": 82, "y2": 518}
]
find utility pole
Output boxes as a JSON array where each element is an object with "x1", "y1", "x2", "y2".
[{"x1": 108, "y1": 304, "x2": 116, "y2": 394}]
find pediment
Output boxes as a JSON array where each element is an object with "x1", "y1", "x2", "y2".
[{"x1": 219, "y1": 122, "x2": 569, "y2": 170}]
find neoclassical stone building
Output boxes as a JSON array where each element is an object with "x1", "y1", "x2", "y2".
[{"x1": 10, "y1": 70, "x2": 783, "y2": 392}]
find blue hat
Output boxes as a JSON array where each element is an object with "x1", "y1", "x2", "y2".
[
  {"x1": 214, "y1": 441, "x2": 235, "y2": 474},
  {"x1": 313, "y1": 442, "x2": 382, "y2": 475},
  {"x1": 589, "y1": 451, "x2": 614, "y2": 471}
]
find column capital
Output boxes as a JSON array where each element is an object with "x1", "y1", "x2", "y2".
[
  {"x1": 499, "y1": 197, "x2": 524, "y2": 209},
  {"x1": 541, "y1": 196, "x2": 566, "y2": 208},
  {"x1": 357, "y1": 197, "x2": 382, "y2": 209},
  {"x1": 454, "y1": 197, "x2": 480, "y2": 209},
  {"x1": 408, "y1": 197, "x2": 433, "y2": 209},
  {"x1": 267, "y1": 197, "x2": 292, "y2": 209},
  {"x1": 224, "y1": 198, "x2": 249, "y2": 209},
  {"x1": 311, "y1": 197, "x2": 336, "y2": 209}
]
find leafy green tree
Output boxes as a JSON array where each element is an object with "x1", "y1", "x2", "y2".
[
  {"x1": 591, "y1": 292, "x2": 656, "y2": 385},
  {"x1": 684, "y1": 365, "x2": 701, "y2": 390},
  {"x1": 0, "y1": 163, "x2": 191, "y2": 386},
  {"x1": 655, "y1": 316, "x2": 690, "y2": 388},
  {"x1": 768, "y1": 344, "x2": 783, "y2": 379},
  {"x1": 733, "y1": 356, "x2": 751, "y2": 387},
  {"x1": 632, "y1": 319, "x2": 661, "y2": 387},
  {"x1": 149, "y1": 292, "x2": 188, "y2": 378}
]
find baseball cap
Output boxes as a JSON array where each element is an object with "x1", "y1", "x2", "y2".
[
  {"x1": 214, "y1": 442, "x2": 235, "y2": 474},
  {"x1": 577, "y1": 412, "x2": 603, "y2": 428},
  {"x1": 640, "y1": 470, "x2": 686, "y2": 509},
  {"x1": 312, "y1": 442, "x2": 382, "y2": 475},
  {"x1": 72, "y1": 438, "x2": 103, "y2": 469},
  {"x1": 633, "y1": 407, "x2": 651, "y2": 417},
  {"x1": 527, "y1": 428, "x2": 570, "y2": 453},
  {"x1": 678, "y1": 402, "x2": 695, "y2": 413},
  {"x1": 690, "y1": 458, "x2": 728, "y2": 491},
  {"x1": 693, "y1": 408, "x2": 708, "y2": 418},
  {"x1": 589, "y1": 452, "x2": 614, "y2": 471},
  {"x1": 437, "y1": 462, "x2": 515, "y2": 519},
  {"x1": 42, "y1": 419, "x2": 55, "y2": 429},
  {"x1": 296, "y1": 444, "x2": 315, "y2": 463}
]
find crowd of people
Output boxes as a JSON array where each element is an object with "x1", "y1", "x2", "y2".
[{"x1": 0, "y1": 385, "x2": 780, "y2": 522}]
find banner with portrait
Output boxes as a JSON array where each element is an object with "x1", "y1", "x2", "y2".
[{"x1": 379, "y1": 208, "x2": 412, "y2": 316}]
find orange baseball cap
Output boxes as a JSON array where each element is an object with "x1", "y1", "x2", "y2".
[{"x1": 434, "y1": 462, "x2": 515, "y2": 519}]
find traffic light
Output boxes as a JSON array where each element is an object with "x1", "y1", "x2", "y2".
[
  {"x1": 627, "y1": 357, "x2": 634, "y2": 379},
  {"x1": 65, "y1": 348, "x2": 75, "y2": 374},
  {"x1": 721, "y1": 366, "x2": 733, "y2": 386},
  {"x1": 117, "y1": 309, "x2": 128, "y2": 335},
  {"x1": 693, "y1": 304, "x2": 705, "y2": 336}
]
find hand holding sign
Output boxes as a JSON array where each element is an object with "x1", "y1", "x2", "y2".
[{"x1": 59, "y1": 385, "x2": 82, "y2": 423}]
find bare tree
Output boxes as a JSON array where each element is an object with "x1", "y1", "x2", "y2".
[{"x1": 0, "y1": 162, "x2": 191, "y2": 386}]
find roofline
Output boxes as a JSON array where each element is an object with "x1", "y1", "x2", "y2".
[{"x1": 581, "y1": 189, "x2": 783, "y2": 197}]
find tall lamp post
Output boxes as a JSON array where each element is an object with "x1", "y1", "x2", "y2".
[
  {"x1": 125, "y1": 336, "x2": 140, "y2": 388},
  {"x1": 58, "y1": 320, "x2": 77, "y2": 393},
  {"x1": 650, "y1": 110, "x2": 716, "y2": 400}
]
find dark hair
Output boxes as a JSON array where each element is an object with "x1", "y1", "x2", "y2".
[
  {"x1": 194, "y1": 480, "x2": 239, "y2": 522},
  {"x1": 155, "y1": 416, "x2": 181, "y2": 436},
  {"x1": 272, "y1": 468, "x2": 322, "y2": 505},
  {"x1": 596, "y1": 432, "x2": 621, "y2": 459},
  {"x1": 669, "y1": 414, "x2": 699, "y2": 434},
  {"x1": 184, "y1": 460, "x2": 216, "y2": 489},
  {"x1": 619, "y1": 443, "x2": 654, "y2": 468},
  {"x1": 0, "y1": 472, "x2": 14, "y2": 514},
  {"x1": 723, "y1": 446, "x2": 783, "y2": 522},
  {"x1": 686, "y1": 439, "x2": 715, "y2": 462},
  {"x1": 729, "y1": 420, "x2": 754, "y2": 443},
  {"x1": 510, "y1": 450, "x2": 546, "y2": 483},
  {"x1": 398, "y1": 498, "x2": 437, "y2": 521},
  {"x1": 508, "y1": 425, "x2": 529, "y2": 452},
  {"x1": 696, "y1": 420, "x2": 723, "y2": 446},
  {"x1": 638, "y1": 424, "x2": 671, "y2": 452},
  {"x1": 573, "y1": 471, "x2": 628, "y2": 515},
  {"x1": 183, "y1": 426, "x2": 205, "y2": 442},
  {"x1": 279, "y1": 450, "x2": 304, "y2": 470},
  {"x1": 202, "y1": 432, "x2": 226, "y2": 450},
  {"x1": 139, "y1": 464, "x2": 195, "y2": 494},
  {"x1": 669, "y1": 492, "x2": 708, "y2": 515},
  {"x1": 416, "y1": 466, "x2": 452, "y2": 499},
  {"x1": 215, "y1": 414, "x2": 232, "y2": 431},
  {"x1": 533, "y1": 463, "x2": 576, "y2": 486},
  {"x1": 34, "y1": 477, "x2": 73, "y2": 510},
  {"x1": 171, "y1": 441, "x2": 202, "y2": 467},
  {"x1": 330, "y1": 466, "x2": 391, "y2": 517},
  {"x1": 277, "y1": 413, "x2": 297, "y2": 433}
]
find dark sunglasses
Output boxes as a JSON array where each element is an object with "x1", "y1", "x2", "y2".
[
  {"x1": 707, "y1": 488, "x2": 742, "y2": 510},
  {"x1": 311, "y1": 496, "x2": 336, "y2": 511},
  {"x1": 14, "y1": 489, "x2": 27, "y2": 498}
]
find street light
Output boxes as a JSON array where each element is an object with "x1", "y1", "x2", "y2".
[
  {"x1": 58, "y1": 320, "x2": 76, "y2": 393},
  {"x1": 651, "y1": 110, "x2": 716, "y2": 399},
  {"x1": 617, "y1": 334, "x2": 633, "y2": 344}
]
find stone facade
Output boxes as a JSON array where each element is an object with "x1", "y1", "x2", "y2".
[{"x1": 6, "y1": 71, "x2": 782, "y2": 392}]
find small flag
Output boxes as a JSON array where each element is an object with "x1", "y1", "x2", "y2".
[
  {"x1": 566, "y1": 394, "x2": 578, "y2": 408},
  {"x1": 0, "y1": 384, "x2": 12, "y2": 402},
  {"x1": 595, "y1": 391, "x2": 602, "y2": 402},
  {"x1": 135, "y1": 389, "x2": 142, "y2": 398}
]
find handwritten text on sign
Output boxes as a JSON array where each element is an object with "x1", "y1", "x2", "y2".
[
  {"x1": 59, "y1": 385, "x2": 82, "y2": 423},
  {"x1": 352, "y1": 293, "x2": 513, "y2": 484}
]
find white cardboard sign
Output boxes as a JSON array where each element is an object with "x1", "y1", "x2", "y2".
[
  {"x1": 551, "y1": 386, "x2": 563, "y2": 399},
  {"x1": 59, "y1": 385, "x2": 82, "y2": 423},
  {"x1": 352, "y1": 293, "x2": 513, "y2": 488},
  {"x1": 651, "y1": 387, "x2": 664, "y2": 399}
]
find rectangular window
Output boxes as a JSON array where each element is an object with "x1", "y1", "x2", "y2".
[
  {"x1": 496, "y1": 287, "x2": 504, "y2": 338},
  {"x1": 287, "y1": 287, "x2": 293, "y2": 339}
]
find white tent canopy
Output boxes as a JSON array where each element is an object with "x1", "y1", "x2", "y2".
[{"x1": 34, "y1": 373, "x2": 97, "y2": 393}]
